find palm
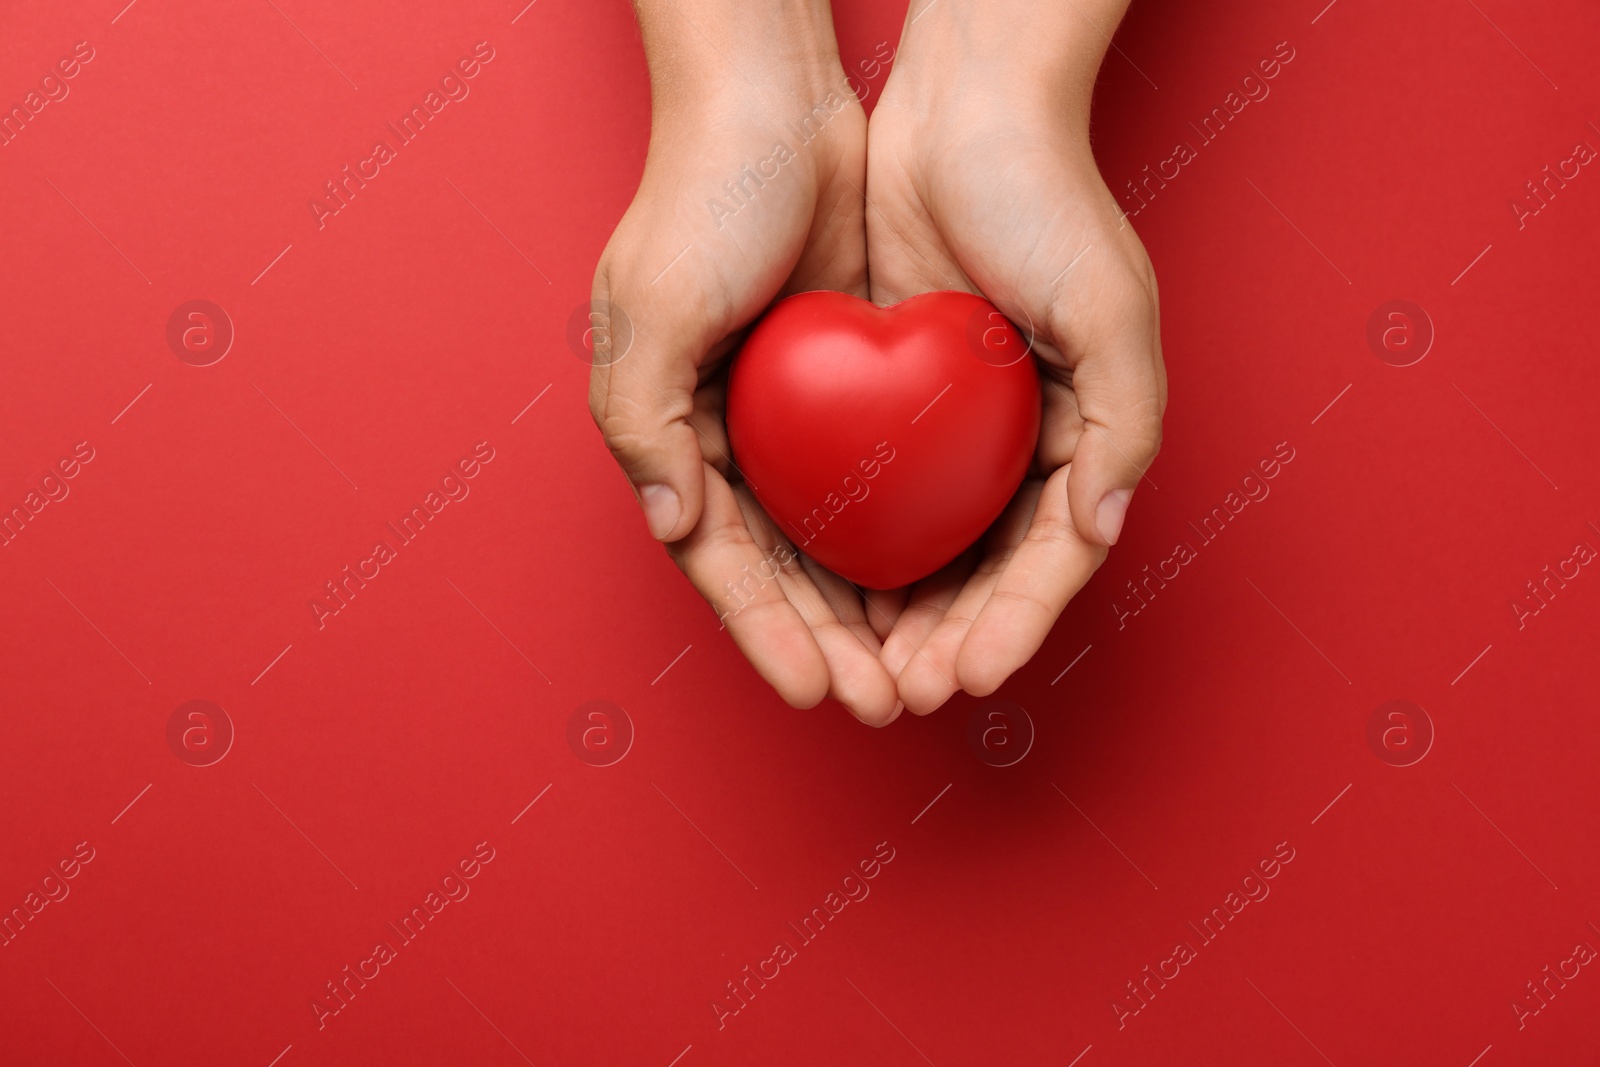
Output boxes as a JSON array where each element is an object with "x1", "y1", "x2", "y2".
[
  {"x1": 593, "y1": 86, "x2": 906, "y2": 723},
  {"x1": 859, "y1": 91, "x2": 1164, "y2": 713}
]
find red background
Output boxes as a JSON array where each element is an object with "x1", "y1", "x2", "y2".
[{"x1": 3, "y1": 0, "x2": 1599, "y2": 1064}]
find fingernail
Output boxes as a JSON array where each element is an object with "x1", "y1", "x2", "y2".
[
  {"x1": 639, "y1": 484, "x2": 681, "y2": 539},
  {"x1": 1096, "y1": 488, "x2": 1133, "y2": 545}
]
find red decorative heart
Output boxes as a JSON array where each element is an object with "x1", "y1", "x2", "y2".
[{"x1": 727, "y1": 290, "x2": 1041, "y2": 590}]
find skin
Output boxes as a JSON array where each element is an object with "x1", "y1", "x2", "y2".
[{"x1": 589, "y1": 0, "x2": 1165, "y2": 725}]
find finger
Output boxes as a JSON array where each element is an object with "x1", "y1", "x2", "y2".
[
  {"x1": 863, "y1": 586, "x2": 909, "y2": 643},
  {"x1": 894, "y1": 615, "x2": 966, "y2": 716},
  {"x1": 1050, "y1": 258, "x2": 1164, "y2": 547},
  {"x1": 787, "y1": 555, "x2": 897, "y2": 725},
  {"x1": 735, "y1": 494, "x2": 898, "y2": 726},
  {"x1": 588, "y1": 264, "x2": 721, "y2": 543},
  {"x1": 956, "y1": 466, "x2": 1107, "y2": 696},
  {"x1": 894, "y1": 555, "x2": 1004, "y2": 715},
  {"x1": 669, "y1": 465, "x2": 829, "y2": 708},
  {"x1": 877, "y1": 555, "x2": 970, "y2": 682}
]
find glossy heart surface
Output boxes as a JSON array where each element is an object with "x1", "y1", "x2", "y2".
[{"x1": 726, "y1": 290, "x2": 1041, "y2": 589}]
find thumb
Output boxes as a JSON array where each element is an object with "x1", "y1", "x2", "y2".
[
  {"x1": 1055, "y1": 277, "x2": 1164, "y2": 548},
  {"x1": 587, "y1": 282, "x2": 712, "y2": 543}
]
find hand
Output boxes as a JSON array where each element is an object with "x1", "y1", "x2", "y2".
[
  {"x1": 589, "y1": 0, "x2": 904, "y2": 724},
  {"x1": 861, "y1": 0, "x2": 1167, "y2": 714}
]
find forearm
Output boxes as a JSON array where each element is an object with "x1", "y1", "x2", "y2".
[
  {"x1": 632, "y1": 0, "x2": 846, "y2": 107},
  {"x1": 892, "y1": 0, "x2": 1133, "y2": 122}
]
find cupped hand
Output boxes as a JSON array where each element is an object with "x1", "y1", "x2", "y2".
[
  {"x1": 861, "y1": 16, "x2": 1167, "y2": 714},
  {"x1": 589, "y1": 29, "x2": 905, "y2": 724}
]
